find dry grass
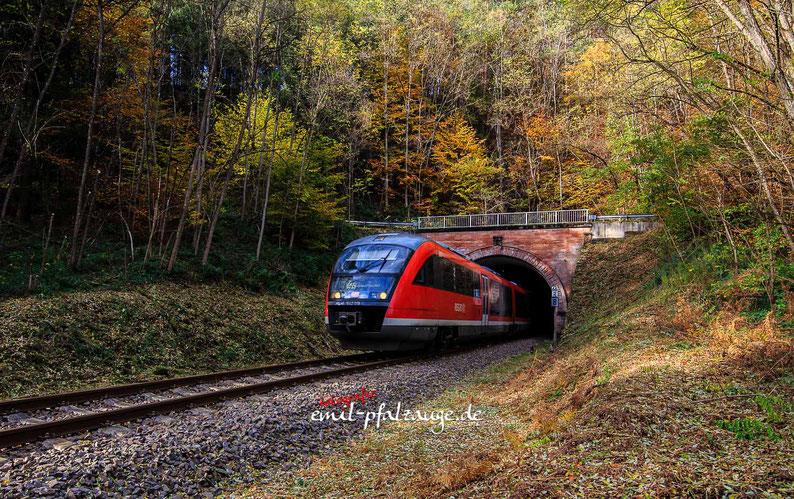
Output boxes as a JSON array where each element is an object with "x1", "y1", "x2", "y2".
[
  {"x1": 242, "y1": 232, "x2": 793, "y2": 497},
  {"x1": 423, "y1": 451, "x2": 501, "y2": 494}
]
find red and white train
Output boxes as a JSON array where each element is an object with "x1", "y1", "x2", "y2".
[{"x1": 325, "y1": 233, "x2": 530, "y2": 351}]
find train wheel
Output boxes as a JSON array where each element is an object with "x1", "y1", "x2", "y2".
[{"x1": 432, "y1": 327, "x2": 454, "y2": 351}]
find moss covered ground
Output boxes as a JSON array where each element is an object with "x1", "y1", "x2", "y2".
[{"x1": 0, "y1": 283, "x2": 340, "y2": 398}]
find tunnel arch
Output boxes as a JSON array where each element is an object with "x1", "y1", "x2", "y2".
[{"x1": 468, "y1": 245, "x2": 567, "y2": 342}]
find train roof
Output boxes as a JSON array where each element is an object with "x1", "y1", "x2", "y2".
[
  {"x1": 345, "y1": 232, "x2": 432, "y2": 251},
  {"x1": 343, "y1": 233, "x2": 523, "y2": 287},
  {"x1": 345, "y1": 233, "x2": 506, "y2": 275},
  {"x1": 346, "y1": 233, "x2": 473, "y2": 261}
]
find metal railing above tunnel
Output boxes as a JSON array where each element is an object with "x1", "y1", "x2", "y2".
[{"x1": 416, "y1": 209, "x2": 590, "y2": 230}]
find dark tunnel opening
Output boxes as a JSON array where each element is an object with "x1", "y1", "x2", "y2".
[{"x1": 475, "y1": 255, "x2": 555, "y2": 339}]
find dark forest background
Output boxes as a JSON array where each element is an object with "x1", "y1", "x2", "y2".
[{"x1": 0, "y1": 0, "x2": 792, "y2": 307}]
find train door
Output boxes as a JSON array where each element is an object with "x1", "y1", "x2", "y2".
[{"x1": 481, "y1": 275, "x2": 490, "y2": 334}]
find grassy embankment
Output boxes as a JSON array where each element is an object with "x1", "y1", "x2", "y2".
[
  {"x1": 0, "y1": 284, "x2": 341, "y2": 399},
  {"x1": 0, "y1": 221, "x2": 347, "y2": 398},
  {"x1": 248, "y1": 231, "x2": 794, "y2": 497},
  {"x1": 0, "y1": 283, "x2": 339, "y2": 398}
]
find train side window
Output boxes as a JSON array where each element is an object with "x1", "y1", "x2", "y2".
[
  {"x1": 468, "y1": 268, "x2": 479, "y2": 296},
  {"x1": 489, "y1": 282, "x2": 502, "y2": 315},
  {"x1": 412, "y1": 254, "x2": 437, "y2": 286},
  {"x1": 488, "y1": 282, "x2": 513, "y2": 316},
  {"x1": 454, "y1": 264, "x2": 470, "y2": 295},
  {"x1": 441, "y1": 258, "x2": 456, "y2": 293},
  {"x1": 415, "y1": 255, "x2": 482, "y2": 297}
]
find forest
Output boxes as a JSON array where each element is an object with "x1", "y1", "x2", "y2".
[{"x1": 0, "y1": 0, "x2": 792, "y2": 302}]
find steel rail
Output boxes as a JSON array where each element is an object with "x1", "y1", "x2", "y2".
[
  {"x1": 0, "y1": 354, "x2": 422, "y2": 448},
  {"x1": 0, "y1": 352, "x2": 380, "y2": 413}
]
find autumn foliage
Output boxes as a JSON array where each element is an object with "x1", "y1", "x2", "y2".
[{"x1": 0, "y1": 0, "x2": 791, "y2": 300}]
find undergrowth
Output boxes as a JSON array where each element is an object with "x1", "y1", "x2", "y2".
[
  {"x1": 715, "y1": 418, "x2": 780, "y2": 441},
  {"x1": 0, "y1": 217, "x2": 359, "y2": 297}
]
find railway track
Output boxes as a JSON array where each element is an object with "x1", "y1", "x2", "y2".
[
  {"x1": 0, "y1": 337, "x2": 534, "y2": 450},
  {"x1": 0, "y1": 351, "x2": 420, "y2": 449}
]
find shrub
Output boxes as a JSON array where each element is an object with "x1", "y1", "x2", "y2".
[{"x1": 715, "y1": 417, "x2": 780, "y2": 441}]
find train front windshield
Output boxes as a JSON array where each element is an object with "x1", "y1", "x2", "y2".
[{"x1": 329, "y1": 244, "x2": 411, "y2": 301}]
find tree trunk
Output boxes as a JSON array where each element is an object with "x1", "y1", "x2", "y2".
[
  {"x1": 0, "y1": 2, "x2": 46, "y2": 170},
  {"x1": 192, "y1": 127, "x2": 209, "y2": 254},
  {"x1": 202, "y1": 0, "x2": 266, "y2": 263},
  {"x1": 714, "y1": 0, "x2": 794, "y2": 124},
  {"x1": 288, "y1": 125, "x2": 314, "y2": 250},
  {"x1": 201, "y1": 164, "x2": 233, "y2": 264},
  {"x1": 731, "y1": 122, "x2": 794, "y2": 253},
  {"x1": 2, "y1": 0, "x2": 73, "y2": 220},
  {"x1": 167, "y1": 1, "x2": 224, "y2": 272},
  {"x1": 241, "y1": 92, "x2": 262, "y2": 219},
  {"x1": 256, "y1": 103, "x2": 281, "y2": 260},
  {"x1": 383, "y1": 27, "x2": 390, "y2": 211},
  {"x1": 404, "y1": 46, "x2": 412, "y2": 212},
  {"x1": 69, "y1": 0, "x2": 105, "y2": 267},
  {"x1": 77, "y1": 169, "x2": 101, "y2": 268}
]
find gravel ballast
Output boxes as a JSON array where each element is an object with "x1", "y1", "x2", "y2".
[
  {"x1": 0, "y1": 357, "x2": 379, "y2": 431},
  {"x1": 0, "y1": 338, "x2": 539, "y2": 497}
]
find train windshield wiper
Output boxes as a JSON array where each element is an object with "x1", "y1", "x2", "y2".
[{"x1": 356, "y1": 249, "x2": 393, "y2": 273}]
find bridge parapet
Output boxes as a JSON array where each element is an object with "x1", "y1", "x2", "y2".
[
  {"x1": 589, "y1": 215, "x2": 658, "y2": 240},
  {"x1": 417, "y1": 209, "x2": 589, "y2": 230}
]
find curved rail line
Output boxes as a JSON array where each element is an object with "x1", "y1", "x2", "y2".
[
  {"x1": 0, "y1": 353, "x2": 421, "y2": 449},
  {"x1": 0, "y1": 337, "x2": 536, "y2": 449}
]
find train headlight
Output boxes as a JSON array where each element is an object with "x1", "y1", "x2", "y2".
[
  {"x1": 332, "y1": 291, "x2": 341, "y2": 299},
  {"x1": 379, "y1": 292, "x2": 388, "y2": 299}
]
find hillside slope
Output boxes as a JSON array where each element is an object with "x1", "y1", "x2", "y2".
[
  {"x1": 0, "y1": 283, "x2": 340, "y2": 398},
  {"x1": 250, "y1": 231, "x2": 794, "y2": 497}
]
